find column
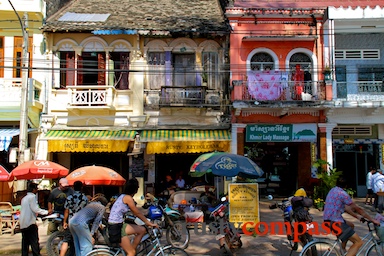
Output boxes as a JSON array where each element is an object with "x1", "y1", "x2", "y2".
[
  {"x1": 72, "y1": 46, "x2": 83, "y2": 86},
  {"x1": 318, "y1": 123, "x2": 337, "y2": 172},
  {"x1": 231, "y1": 123, "x2": 246, "y2": 155}
]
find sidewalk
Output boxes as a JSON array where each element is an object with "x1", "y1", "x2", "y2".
[{"x1": 0, "y1": 197, "x2": 373, "y2": 256}]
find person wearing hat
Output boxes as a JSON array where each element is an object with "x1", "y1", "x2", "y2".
[
  {"x1": 69, "y1": 195, "x2": 108, "y2": 256},
  {"x1": 20, "y1": 182, "x2": 49, "y2": 256},
  {"x1": 47, "y1": 177, "x2": 74, "y2": 234}
]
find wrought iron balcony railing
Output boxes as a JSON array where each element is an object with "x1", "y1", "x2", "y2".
[
  {"x1": 144, "y1": 86, "x2": 222, "y2": 109},
  {"x1": 231, "y1": 80, "x2": 326, "y2": 102},
  {"x1": 336, "y1": 81, "x2": 384, "y2": 101}
]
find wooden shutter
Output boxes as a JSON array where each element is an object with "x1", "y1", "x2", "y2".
[
  {"x1": 98, "y1": 53, "x2": 106, "y2": 85},
  {"x1": 77, "y1": 55, "x2": 83, "y2": 85}
]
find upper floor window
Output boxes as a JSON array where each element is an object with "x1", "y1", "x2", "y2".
[
  {"x1": 110, "y1": 52, "x2": 130, "y2": 89},
  {"x1": 202, "y1": 52, "x2": 218, "y2": 89},
  {"x1": 358, "y1": 66, "x2": 384, "y2": 82},
  {"x1": 173, "y1": 54, "x2": 195, "y2": 86},
  {"x1": 14, "y1": 37, "x2": 32, "y2": 78},
  {"x1": 147, "y1": 52, "x2": 165, "y2": 90},
  {"x1": 250, "y1": 52, "x2": 274, "y2": 71}
]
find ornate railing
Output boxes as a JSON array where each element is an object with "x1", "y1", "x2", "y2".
[
  {"x1": 67, "y1": 86, "x2": 116, "y2": 106},
  {"x1": 231, "y1": 80, "x2": 326, "y2": 102},
  {"x1": 336, "y1": 81, "x2": 384, "y2": 101},
  {"x1": 144, "y1": 86, "x2": 222, "y2": 108}
]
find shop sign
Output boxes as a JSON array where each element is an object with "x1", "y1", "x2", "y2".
[
  {"x1": 48, "y1": 140, "x2": 129, "y2": 152},
  {"x1": 229, "y1": 183, "x2": 259, "y2": 226},
  {"x1": 246, "y1": 124, "x2": 317, "y2": 142},
  {"x1": 146, "y1": 141, "x2": 230, "y2": 154}
]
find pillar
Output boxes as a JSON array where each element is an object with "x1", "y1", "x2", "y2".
[{"x1": 318, "y1": 123, "x2": 337, "y2": 172}]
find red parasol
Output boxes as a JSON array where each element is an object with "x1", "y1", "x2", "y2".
[
  {"x1": 66, "y1": 165, "x2": 126, "y2": 186},
  {"x1": 8, "y1": 160, "x2": 69, "y2": 180},
  {"x1": 0, "y1": 165, "x2": 10, "y2": 181}
]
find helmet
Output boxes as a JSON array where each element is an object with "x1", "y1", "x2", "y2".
[{"x1": 294, "y1": 188, "x2": 307, "y2": 197}]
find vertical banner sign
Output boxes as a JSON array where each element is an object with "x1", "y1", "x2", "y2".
[{"x1": 229, "y1": 183, "x2": 259, "y2": 226}]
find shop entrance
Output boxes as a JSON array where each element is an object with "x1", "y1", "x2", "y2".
[
  {"x1": 334, "y1": 144, "x2": 376, "y2": 197},
  {"x1": 244, "y1": 142, "x2": 300, "y2": 196}
]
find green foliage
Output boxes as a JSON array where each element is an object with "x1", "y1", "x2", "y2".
[{"x1": 312, "y1": 159, "x2": 342, "y2": 200}]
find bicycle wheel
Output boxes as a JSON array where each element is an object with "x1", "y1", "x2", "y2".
[
  {"x1": 366, "y1": 241, "x2": 384, "y2": 256},
  {"x1": 86, "y1": 248, "x2": 114, "y2": 256},
  {"x1": 154, "y1": 247, "x2": 189, "y2": 256},
  {"x1": 46, "y1": 231, "x2": 75, "y2": 256},
  {"x1": 300, "y1": 241, "x2": 341, "y2": 256},
  {"x1": 166, "y1": 221, "x2": 190, "y2": 249}
]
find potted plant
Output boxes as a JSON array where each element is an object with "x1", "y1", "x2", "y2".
[
  {"x1": 323, "y1": 66, "x2": 331, "y2": 80},
  {"x1": 201, "y1": 71, "x2": 208, "y2": 86}
]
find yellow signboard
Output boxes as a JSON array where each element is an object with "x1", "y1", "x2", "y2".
[
  {"x1": 229, "y1": 183, "x2": 259, "y2": 225},
  {"x1": 48, "y1": 140, "x2": 129, "y2": 152},
  {"x1": 146, "y1": 141, "x2": 230, "y2": 154}
]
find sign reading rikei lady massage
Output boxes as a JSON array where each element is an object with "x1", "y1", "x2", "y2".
[
  {"x1": 246, "y1": 124, "x2": 317, "y2": 142},
  {"x1": 229, "y1": 183, "x2": 259, "y2": 225}
]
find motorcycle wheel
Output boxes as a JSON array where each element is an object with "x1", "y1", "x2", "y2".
[
  {"x1": 166, "y1": 221, "x2": 190, "y2": 249},
  {"x1": 220, "y1": 235, "x2": 234, "y2": 256},
  {"x1": 46, "y1": 231, "x2": 75, "y2": 256}
]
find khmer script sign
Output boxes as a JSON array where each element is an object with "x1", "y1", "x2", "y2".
[{"x1": 246, "y1": 124, "x2": 317, "y2": 142}]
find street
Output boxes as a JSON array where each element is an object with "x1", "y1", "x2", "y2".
[{"x1": 0, "y1": 197, "x2": 373, "y2": 256}]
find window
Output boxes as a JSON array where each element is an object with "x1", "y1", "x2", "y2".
[
  {"x1": 173, "y1": 54, "x2": 195, "y2": 86},
  {"x1": 147, "y1": 52, "x2": 165, "y2": 90},
  {"x1": 335, "y1": 66, "x2": 347, "y2": 98},
  {"x1": 110, "y1": 52, "x2": 130, "y2": 89},
  {"x1": 250, "y1": 52, "x2": 274, "y2": 71},
  {"x1": 60, "y1": 51, "x2": 75, "y2": 88},
  {"x1": 357, "y1": 66, "x2": 384, "y2": 93},
  {"x1": 202, "y1": 52, "x2": 218, "y2": 89},
  {"x1": 289, "y1": 53, "x2": 311, "y2": 73},
  {"x1": 13, "y1": 37, "x2": 32, "y2": 78}
]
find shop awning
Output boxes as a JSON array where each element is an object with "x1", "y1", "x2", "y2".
[
  {"x1": 44, "y1": 130, "x2": 136, "y2": 153},
  {"x1": 0, "y1": 129, "x2": 20, "y2": 151},
  {"x1": 140, "y1": 130, "x2": 231, "y2": 154}
]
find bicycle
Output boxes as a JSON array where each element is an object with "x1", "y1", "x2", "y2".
[
  {"x1": 300, "y1": 218, "x2": 383, "y2": 256},
  {"x1": 86, "y1": 216, "x2": 189, "y2": 256}
]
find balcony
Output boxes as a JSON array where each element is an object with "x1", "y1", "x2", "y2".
[
  {"x1": 144, "y1": 86, "x2": 222, "y2": 109},
  {"x1": 66, "y1": 86, "x2": 117, "y2": 108},
  {"x1": 0, "y1": 78, "x2": 42, "y2": 107},
  {"x1": 336, "y1": 81, "x2": 384, "y2": 101},
  {"x1": 231, "y1": 80, "x2": 326, "y2": 103}
]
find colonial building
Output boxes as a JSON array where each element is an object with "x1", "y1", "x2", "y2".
[
  {"x1": 0, "y1": 0, "x2": 46, "y2": 201},
  {"x1": 40, "y1": 0, "x2": 231, "y2": 199}
]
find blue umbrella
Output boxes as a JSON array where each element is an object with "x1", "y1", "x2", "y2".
[{"x1": 189, "y1": 152, "x2": 264, "y2": 179}]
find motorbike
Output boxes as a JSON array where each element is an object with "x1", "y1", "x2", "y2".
[
  {"x1": 210, "y1": 197, "x2": 242, "y2": 256},
  {"x1": 143, "y1": 193, "x2": 190, "y2": 249},
  {"x1": 269, "y1": 195, "x2": 316, "y2": 256},
  {"x1": 44, "y1": 213, "x2": 109, "y2": 256},
  {"x1": 44, "y1": 213, "x2": 75, "y2": 256}
]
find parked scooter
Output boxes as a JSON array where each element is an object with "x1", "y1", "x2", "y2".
[
  {"x1": 269, "y1": 193, "x2": 316, "y2": 256},
  {"x1": 143, "y1": 193, "x2": 190, "y2": 249},
  {"x1": 210, "y1": 196, "x2": 242, "y2": 256}
]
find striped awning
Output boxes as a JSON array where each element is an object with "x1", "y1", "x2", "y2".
[
  {"x1": 140, "y1": 130, "x2": 231, "y2": 142},
  {"x1": 0, "y1": 129, "x2": 20, "y2": 151},
  {"x1": 44, "y1": 130, "x2": 136, "y2": 153},
  {"x1": 140, "y1": 130, "x2": 231, "y2": 154}
]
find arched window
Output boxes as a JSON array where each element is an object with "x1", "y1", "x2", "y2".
[
  {"x1": 250, "y1": 52, "x2": 274, "y2": 71},
  {"x1": 289, "y1": 53, "x2": 311, "y2": 73}
]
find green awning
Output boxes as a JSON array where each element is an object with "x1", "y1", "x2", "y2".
[
  {"x1": 45, "y1": 130, "x2": 136, "y2": 140},
  {"x1": 44, "y1": 130, "x2": 136, "y2": 153},
  {"x1": 139, "y1": 130, "x2": 231, "y2": 142}
]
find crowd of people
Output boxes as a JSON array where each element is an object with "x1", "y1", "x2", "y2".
[{"x1": 19, "y1": 177, "x2": 158, "y2": 256}]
